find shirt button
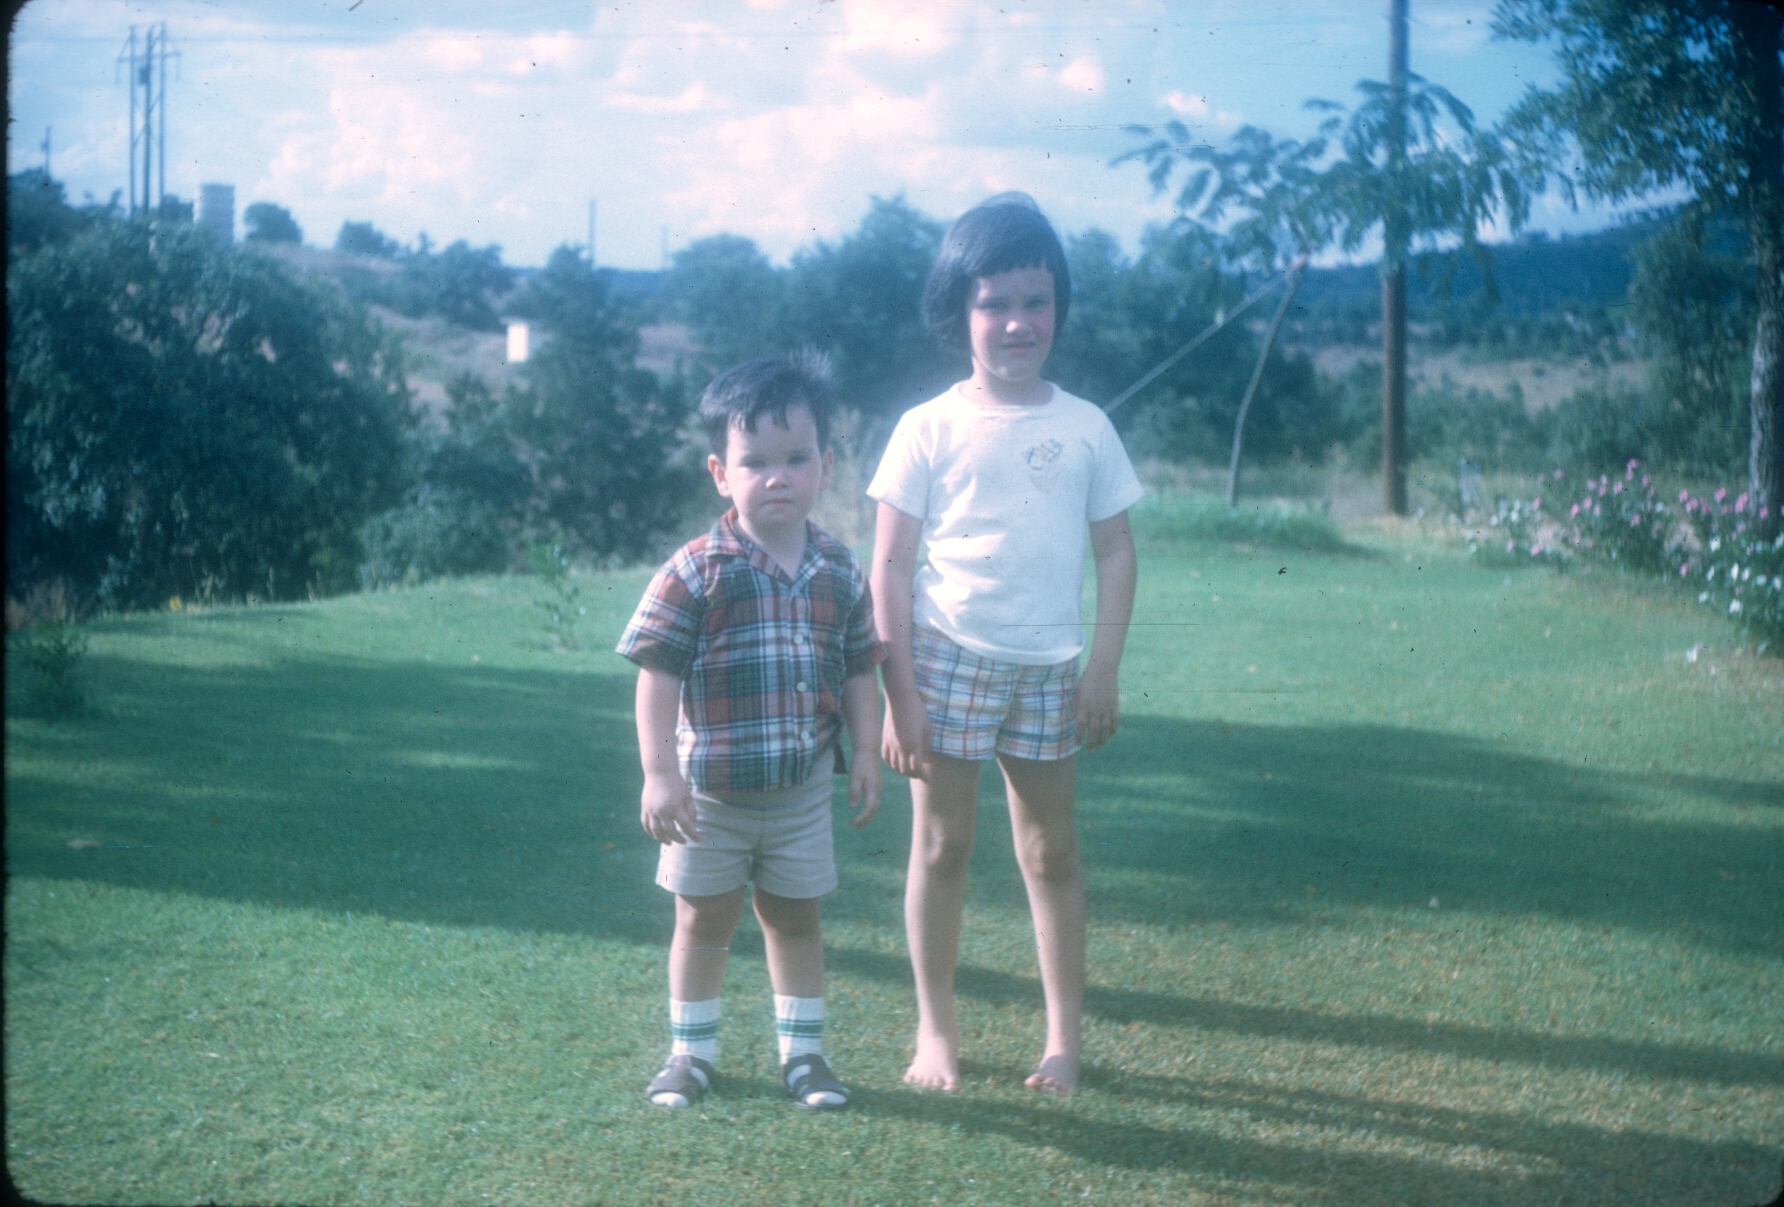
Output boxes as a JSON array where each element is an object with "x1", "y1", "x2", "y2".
[
  {"x1": 802, "y1": 730, "x2": 814, "y2": 742},
  {"x1": 794, "y1": 634, "x2": 807, "y2": 645},
  {"x1": 795, "y1": 681, "x2": 808, "y2": 692}
]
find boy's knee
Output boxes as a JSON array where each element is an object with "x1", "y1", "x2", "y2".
[
  {"x1": 914, "y1": 826, "x2": 974, "y2": 877},
  {"x1": 754, "y1": 891, "x2": 821, "y2": 940}
]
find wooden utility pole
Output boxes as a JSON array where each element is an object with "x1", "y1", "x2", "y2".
[{"x1": 1382, "y1": 0, "x2": 1410, "y2": 516}]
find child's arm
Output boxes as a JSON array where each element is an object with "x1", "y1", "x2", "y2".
[
  {"x1": 635, "y1": 666, "x2": 700, "y2": 844},
  {"x1": 1077, "y1": 511, "x2": 1137, "y2": 752},
  {"x1": 841, "y1": 670, "x2": 882, "y2": 829},
  {"x1": 871, "y1": 501, "x2": 930, "y2": 780}
]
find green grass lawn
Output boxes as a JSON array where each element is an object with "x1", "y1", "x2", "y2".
[{"x1": 6, "y1": 504, "x2": 1782, "y2": 1207}]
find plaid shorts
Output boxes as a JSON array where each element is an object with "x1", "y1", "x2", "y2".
[{"x1": 912, "y1": 627, "x2": 1080, "y2": 762}]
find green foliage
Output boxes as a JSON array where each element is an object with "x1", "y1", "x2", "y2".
[
  {"x1": 506, "y1": 247, "x2": 697, "y2": 561},
  {"x1": 334, "y1": 220, "x2": 401, "y2": 259},
  {"x1": 1680, "y1": 487, "x2": 1784, "y2": 647},
  {"x1": 7, "y1": 169, "x2": 114, "y2": 257},
  {"x1": 357, "y1": 486, "x2": 508, "y2": 590},
  {"x1": 342, "y1": 237, "x2": 514, "y2": 330},
  {"x1": 662, "y1": 234, "x2": 787, "y2": 370},
  {"x1": 1494, "y1": 0, "x2": 1783, "y2": 513},
  {"x1": 780, "y1": 195, "x2": 956, "y2": 422},
  {"x1": 525, "y1": 533, "x2": 583, "y2": 649},
  {"x1": 243, "y1": 201, "x2": 303, "y2": 245},
  {"x1": 6, "y1": 217, "x2": 411, "y2": 609},
  {"x1": 10, "y1": 619, "x2": 88, "y2": 714},
  {"x1": 1628, "y1": 216, "x2": 1754, "y2": 475}
]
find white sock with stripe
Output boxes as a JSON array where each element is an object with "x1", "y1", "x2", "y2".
[
  {"x1": 775, "y1": 994, "x2": 825, "y2": 1063},
  {"x1": 669, "y1": 996, "x2": 720, "y2": 1064}
]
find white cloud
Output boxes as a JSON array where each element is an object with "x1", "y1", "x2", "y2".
[{"x1": 1057, "y1": 57, "x2": 1104, "y2": 94}]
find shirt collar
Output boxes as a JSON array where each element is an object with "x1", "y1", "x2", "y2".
[{"x1": 711, "y1": 509, "x2": 823, "y2": 588}]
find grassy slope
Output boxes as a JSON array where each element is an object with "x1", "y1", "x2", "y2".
[{"x1": 5, "y1": 510, "x2": 1781, "y2": 1207}]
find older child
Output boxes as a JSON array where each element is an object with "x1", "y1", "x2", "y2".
[
  {"x1": 618, "y1": 355, "x2": 884, "y2": 1110},
  {"x1": 868, "y1": 194, "x2": 1142, "y2": 1095}
]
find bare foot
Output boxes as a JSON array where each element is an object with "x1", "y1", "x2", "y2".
[
  {"x1": 903, "y1": 1033, "x2": 961, "y2": 1091},
  {"x1": 1025, "y1": 1053, "x2": 1078, "y2": 1095}
]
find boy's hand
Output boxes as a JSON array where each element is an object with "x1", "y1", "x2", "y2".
[
  {"x1": 881, "y1": 697, "x2": 930, "y2": 781},
  {"x1": 1074, "y1": 665, "x2": 1120, "y2": 752},
  {"x1": 847, "y1": 757, "x2": 881, "y2": 829},
  {"x1": 640, "y1": 772, "x2": 700, "y2": 844}
]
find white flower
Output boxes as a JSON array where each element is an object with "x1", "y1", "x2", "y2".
[
  {"x1": 1709, "y1": 538, "x2": 1721, "y2": 552},
  {"x1": 1699, "y1": 591, "x2": 1711, "y2": 603},
  {"x1": 1741, "y1": 566, "x2": 1751, "y2": 582},
  {"x1": 1729, "y1": 599, "x2": 1743, "y2": 615}
]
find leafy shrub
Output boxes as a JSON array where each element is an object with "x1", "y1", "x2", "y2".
[
  {"x1": 526, "y1": 534, "x2": 584, "y2": 650},
  {"x1": 1478, "y1": 461, "x2": 1780, "y2": 648},
  {"x1": 243, "y1": 202, "x2": 302, "y2": 245},
  {"x1": 358, "y1": 486, "x2": 508, "y2": 590},
  {"x1": 1677, "y1": 488, "x2": 1784, "y2": 647},
  {"x1": 7, "y1": 216, "x2": 410, "y2": 610},
  {"x1": 11, "y1": 620, "x2": 88, "y2": 714}
]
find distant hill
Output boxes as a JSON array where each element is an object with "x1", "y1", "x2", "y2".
[{"x1": 1296, "y1": 222, "x2": 1653, "y2": 315}]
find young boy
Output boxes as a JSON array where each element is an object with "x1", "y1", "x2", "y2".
[
  {"x1": 868, "y1": 194, "x2": 1142, "y2": 1096},
  {"x1": 617, "y1": 354, "x2": 884, "y2": 1110}
]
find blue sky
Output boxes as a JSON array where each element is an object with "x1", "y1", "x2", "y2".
[{"x1": 8, "y1": 0, "x2": 1634, "y2": 269}]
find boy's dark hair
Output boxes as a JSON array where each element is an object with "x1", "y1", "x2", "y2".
[
  {"x1": 699, "y1": 350, "x2": 835, "y2": 457},
  {"x1": 921, "y1": 192, "x2": 1071, "y2": 355}
]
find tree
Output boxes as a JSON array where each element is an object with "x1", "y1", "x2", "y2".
[
  {"x1": 781, "y1": 195, "x2": 956, "y2": 425},
  {"x1": 243, "y1": 201, "x2": 303, "y2": 245},
  {"x1": 1628, "y1": 216, "x2": 1755, "y2": 473},
  {"x1": 662, "y1": 234, "x2": 788, "y2": 371},
  {"x1": 385, "y1": 239, "x2": 513, "y2": 330},
  {"x1": 504, "y1": 246, "x2": 694, "y2": 560},
  {"x1": 1124, "y1": 2, "x2": 1531, "y2": 513},
  {"x1": 1494, "y1": 0, "x2": 1784, "y2": 522},
  {"x1": 335, "y1": 220, "x2": 402, "y2": 259},
  {"x1": 7, "y1": 217, "x2": 410, "y2": 608}
]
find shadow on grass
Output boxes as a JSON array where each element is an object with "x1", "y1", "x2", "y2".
[
  {"x1": 850, "y1": 1075, "x2": 1775, "y2": 1206},
  {"x1": 1071, "y1": 715, "x2": 1781, "y2": 959},
  {"x1": 825, "y1": 947, "x2": 1781, "y2": 1089},
  {"x1": 7, "y1": 650, "x2": 1778, "y2": 963}
]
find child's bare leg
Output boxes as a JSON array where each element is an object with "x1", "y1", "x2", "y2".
[
  {"x1": 904, "y1": 753, "x2": 982, "y2": 1090},
  {"x1": 754, "y1": 889, "x2": 824, "y2": 997},
  {"x1": 998, "y1": 753, "x2": 1084, "y2": 1095},
  {"x1": 669, "y1": 888, "x2": 746, "y2": 1001}
]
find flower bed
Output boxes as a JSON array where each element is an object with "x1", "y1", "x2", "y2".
[{"x1": 1476, "y1": 460, "x2": 1783, "y2": 649}]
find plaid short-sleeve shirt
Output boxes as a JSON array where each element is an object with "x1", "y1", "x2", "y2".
[{"x1": 616, "y1": 510, "x2": 884, "y2": 794}]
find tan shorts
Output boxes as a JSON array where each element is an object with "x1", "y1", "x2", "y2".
[{"x1": 655, "y1": 764, "x2": 837, "y2": 900}]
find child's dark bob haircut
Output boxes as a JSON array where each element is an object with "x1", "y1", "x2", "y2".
[
  {"x1": 921, "y1": 192, "x2": 1071, "y2": 355},
  {"x1": 699, "y1": 350, "x2": 835, "y2": 458}
]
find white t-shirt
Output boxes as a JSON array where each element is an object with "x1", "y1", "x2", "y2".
[{"x1": 867, "y1": 383, "x2": 1145, "y2": 665}]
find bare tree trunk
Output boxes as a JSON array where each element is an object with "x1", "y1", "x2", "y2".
[
  {"x1": 1382, "y1": 0, "x2": 1410, "y2": 517},
  {"x1": 1733, "y1": 0, "x2": 1783, "y2": 526},
  {"x1": 1227, "y1": 258, "x2": 1308, "y2": 507}
]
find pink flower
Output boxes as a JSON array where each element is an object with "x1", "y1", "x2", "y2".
[
  {"x1": 1680, "y1": 564, "x2": 1689, "y2": 576},
  {"x1": 1630, "y1": 514, "x2": 1642, "y2": 526},
  {"x1": 1533, "y1": 497, "x2": 1542, "y2": 510},
  {"x1": 1686, "y1": 499, "x2": 1698, "y2": 513},
  {"x1": 1506, "y1": 540, "x2": 1515, "y2": 552},
  {"x1": 1642, "y1": 475, "x2": 1651, "y2": 487},
  {"x1": 1763, "y1": 506, "x2": 1773, "y2": 519},
  {"x1": 1735, "y1": 493, "x2": 1749, "y2": 513},
  {"x1": 1715, "y1": 487, "x2": 1727, "y2": 503},
  {"x1": 1570, "y1": 503, "x2": 1580, "y2": 517},
  {"x1": 1626, "y1": 460, "x2": 1638, "y2": 479},
  {"x1": 1553, "y1": 468, "x2": 1564, "y2": 480},
  {"x1": 1679, "y1": 490, "x2": 1690, "y2": 504},
  {"x1": 1593, "y1": 504, "x2": 1602, "y2": 516},
  {"x1": 1613, "y1": 481, "x2": 1623, "y2": 495}
]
